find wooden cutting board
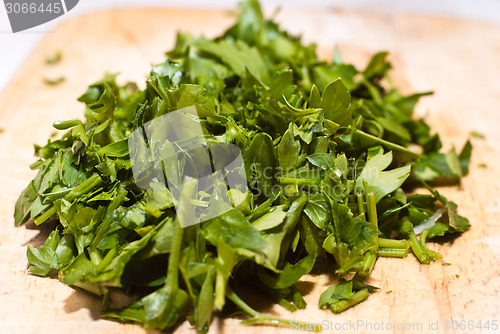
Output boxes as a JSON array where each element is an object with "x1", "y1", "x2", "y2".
[{"x1": 1, "y1": 7, "x2": 499, "y2": 334}]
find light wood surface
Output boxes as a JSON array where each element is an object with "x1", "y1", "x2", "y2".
[{"x1": 0, "y1": 8, "x2": 499, "y2": 334}]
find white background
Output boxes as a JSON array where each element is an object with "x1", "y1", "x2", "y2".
[{"x1": 1, "y1": 0, "x2": 500, "y2": 92}]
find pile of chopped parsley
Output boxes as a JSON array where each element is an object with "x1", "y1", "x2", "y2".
[{"x1": 15, "y1": 0, "x2": 471, "y2": 332}]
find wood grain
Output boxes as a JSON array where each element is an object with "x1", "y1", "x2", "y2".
[{"x1": 0, "y1": 8, "x2": 499, "y2": 334}]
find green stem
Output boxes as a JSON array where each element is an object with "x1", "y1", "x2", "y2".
[
  {"x1": 166, "y1": 219, "x2": 184, "y2": 289},
  {"x1": 359, "y1": 192, "x2": 379, "y2": 277},
  {"x1": 409, "y1": 230, "x2": 430, "y2": 264},
  {"x1": 34, "y1": 206, "x2": 56, "y2": 226},
  {"x1": 358, "y1": 251, "x2": 377, "y2": 278},
  {"x1": 378, "y1": 248, "x2": 408, "y2": 258},
  {"x1": 330, "y1": 288, "x2": 369, "y2": 313},
  {"x1": 94, "y1": 248, "x2": 117, "y2": 272},
  {"x1": 378, "y1": 238, "x2": 410, "y2": 249},
  {"x1": 367, "y1": 193, "x2": 378, "y2": 228},
  {"x1": 366, "y1": 192, "x2": 379, "y2": 253},
  {"x1": 418, "y1": 229, "x2": 442, "y2": 261},
  {"x1": 336, "y1": 254, "x2": 364, "y2": 274},
  {"x1": 226, "y1": 288, "x2": 259, "y2": 318},
  {"x1": 65, "y1": 174, "x2": 102, "y2": 201},
  {"x1": 357, "y1": 193, "x2": 365, "y2": 218},
  {"x1": 89, "y1": 217, "x2": 112, "y2": 251},
  {"x1": 226, "y1": 288, "x2": 320, "y2": 331},
  {"x1": 44, "y1": 188, "x2": 72, "y2": 200},
  {"x1": 354, "y1": 129, "x2": 422, "y2": 160},
  {"x1": 420, "y1": 229, "x2": 429, "y2": 243},
  {"x1": 278, "y1": 299, "x2": 297, "y2": 312}
]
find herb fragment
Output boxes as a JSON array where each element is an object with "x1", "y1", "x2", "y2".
[
  {"x1": 43, "y1": 77, "x2": 65, "y2": 86},
  {"x1": 46, "y1": 51, "x2": 62, "y2": 65},
  {"x1": 470, "y1": 131, "x2": 485, "y2": 139}
]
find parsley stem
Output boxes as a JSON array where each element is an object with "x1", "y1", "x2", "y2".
[
  {"x1": 226, "y1": 288, "x2": 319, "y2": 331},
  {"x1": 367, "y1": 193, "x2": 378, "y2": 228},
  {"x1": 420, "y1": 229, "x2": 429, "y2": 243},
  {"x1": 225, "y1": 287, "x2": 259, "y2": 318},
  {"x1": 34, "y1": 206, "x2": 56, "y2": 226},
  {"x1": 65, "y1": 174, "x2": 102, "y2": 201},
  {"x1": 336, "y1": 254, "x2": 364, "y2": 274},
  {"x1": 330, "y1": 288, "x2": 369, "y2": 313},
  {"x1": 378, "y1": 248, "x2": 408, "y2": 258},
  {"x1": 360, "y1": 192, "x2": 379, "y2": 277},
  {"x1": 357, "y1": 193, "x2": 365, "y2": 218},
  {"x1": 366, "y1": 193, "x2": 379, "y2": 251},
  {"x1": 408, "y1": 230, "x2": 441, "y2": 263},
  {"x1": 166, "y1": 219, "x2": 184, "y2": 288},
  {"x1": 358, "y1": 251, "x2": 377, "y2": 278},
  {"x1": 354, "y1": 129, "x2": 422, "y2": 160},
  {"x1": 89, "y1": 217, "x2": 112, "y2": 251},
  {"x1": 95, "y1": 248, "x2": 117, "y2": 272},
  {"x1": 409, "y1": 230, "x2": 428, "y2": 263},
  {"x1": 278, "y1": 299, "x2": 297, "y2": 312},
  {"x1": 418, "y1": 229, "x2": 442, "y2": 261},
  {"x1": 44, "y1": 188, "x2": 71, "y2": 200},
  {"x1": 378, "y1": 238, "x2": 410, "y2": 249}
]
